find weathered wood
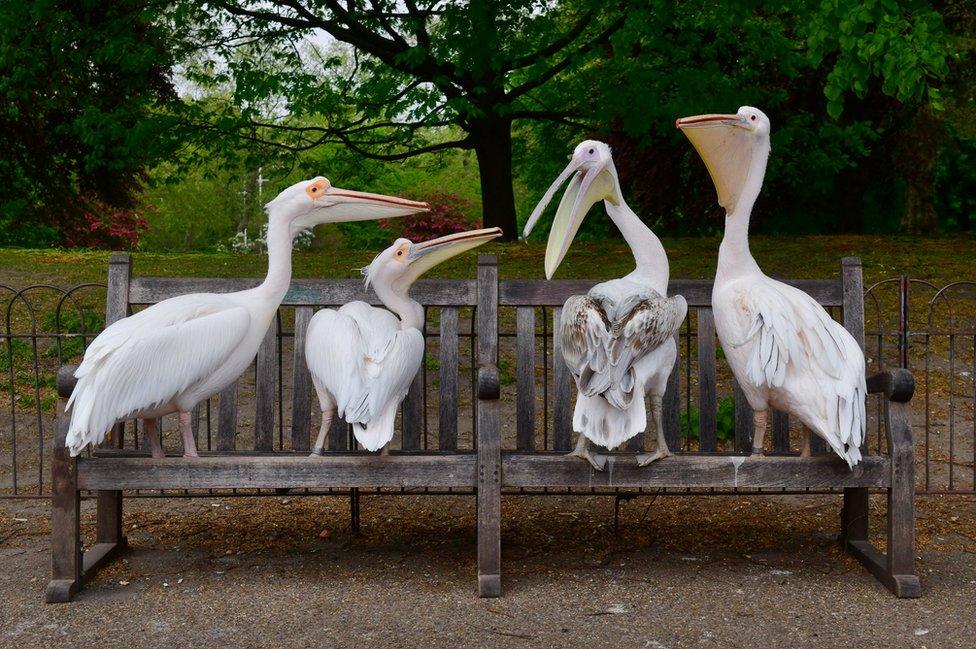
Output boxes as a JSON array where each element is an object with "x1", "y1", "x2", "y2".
[
  {"x1": 476, "y1": 256, "x2": 501, "y2": 597},
  {"x1": 130, "y1": 278, "x2": 477, "y2": 307},
  {"x1": 734, "y1": 382, "x2": 754, "y2": 453},
  {"x1": 47, "y1": 398, "x2": 81, "y2": 603},
  {"x1": 663, "y1": 331, "x2": 681, "y2": 450},
  {"x1": 771, "y1": 410, "x2": 790, "y2": 453},
  {"x1": 402, "y1": 367, "x2": 424, "y2": 450},
  {"x1": 502, "y1": 453, "x2": 891, "y2": 489},
  {"x1": 329, "y1": 415, "x2": 349, "y2": 451},
  {"x1": 254, "y1": 321, "x2": 277, "y2": 452},
  {"x1": 551, "y1": 307, "x2": 573, "y2": 452},
  {"x1": 438, "y1": 307, "x2": 459, "y2": 451},
  {"x1": 516, "y1": 307, "x2": 536, "y2": 452},
  {"x1": 697, "y1": 309, "x2": 717, "y2": 452},
  {"x1": 499, "y1": 279, "x2": 843, "y2": 307},
  {"x1": 78, "y1": 454, "x2": 477, "y2": 490},
  {"x1": 98, "y1": 253, "x2": 131, "y2": 547},
  {"x1": 217, "y1": 381, "x2": 238, "y2": 451},
  {"x1": 290, "y1": 307, "x2": 313, "y2": 452}
]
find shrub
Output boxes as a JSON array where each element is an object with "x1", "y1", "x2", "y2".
[
  {"x1": 384, "y1": 191, "x2": 474, "y2": 242},
  {"x1": 61, "y1": 197, "x2": 151, "y2": 250},
  {"x1": 339, "y1": 220, "x2": 396, "y2": 250},
  {"x1": 680, "y1": 396, "x2": 736, "y2": 442}
]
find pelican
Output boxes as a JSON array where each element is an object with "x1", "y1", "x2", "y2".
[
  {"x1": 65, "y1": 177, "x2": 428, "y2": 458},
  {"x1": 523, "y1": 141, "x2": 687, "y2": 470},
  {"x1": 677, "y1": 107, "x2": 865, "y2": 466},
  {"x1": 306, "y1": 227, "x2": 502, "y2": 455}
]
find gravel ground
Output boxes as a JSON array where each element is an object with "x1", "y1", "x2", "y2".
[{"x1": 1, "y1": 493, "x2": 974, "y2": 648}]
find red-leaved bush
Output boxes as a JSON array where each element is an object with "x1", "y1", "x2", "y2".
[
  {"x1": 382, "y1": 191, "x2": 474, "y2": 241},
  {"x1": 61, "y1": 197, "x2": 151, "y2": 250}
]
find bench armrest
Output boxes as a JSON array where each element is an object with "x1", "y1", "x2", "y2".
[
  {"x1": 866, "y1": 368, "x2": 915, "y2": 460},
  {"x1": 57, "y1": 364, "x2": 78, "y2": 398},
  {"x1": 477, "y1": 364, "x2": 500, "y2": 400},
  {"x1": 866, "y1": 368, "x2": 914, "y2": 403}
]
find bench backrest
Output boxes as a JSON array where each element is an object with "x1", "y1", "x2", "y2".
[
  {"x1": 107, "y1": 253, "x2": 485, "y2": 453},
  {"x1": 496, "y1": 258, "x2": 865, "y2": 455}
]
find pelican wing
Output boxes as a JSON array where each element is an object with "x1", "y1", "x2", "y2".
[
  {"x1": 560, "y1": 293, "x2": 687, "y2": 410},
  {"x1": 66, "y1": 294, "x2": 251, "y2": 455},
  {"x1": 736, "y1": 280, "x2": 867, "y2": 464},
  {"x1": 306, "y1": 303, "x2": 424, "y2": 436}
]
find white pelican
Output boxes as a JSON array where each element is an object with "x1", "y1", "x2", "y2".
[
  {"x1": 65, "y1": 177, "x2": 428, "y2": 458},
  {"x1": 523, "y1": 141, "x2": 687, "y2": 470},
  {"x1": 677, "y1": 107, "x2": 865, "y2": 466},
  {"x1": 306, "y1": 227, "x2": 502, "y2": 455}
]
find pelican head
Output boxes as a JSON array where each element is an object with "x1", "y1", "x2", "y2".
[
  {"x1": 675, "y1": 107, "x2": 770, "y2": 214},
  {"x1": 522, "y1": 140, "x2": 621, "y2": 279},
  {"x1": 267, "y1": 177, "x2": 430, "y2": 237},
  {"x1": 363, "y1": 227, "x2": 503, "y2": 293}
]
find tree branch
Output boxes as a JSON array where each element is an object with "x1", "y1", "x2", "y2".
[{"x1": 507, "y1": 9, "x2": 596, "y2": 71}]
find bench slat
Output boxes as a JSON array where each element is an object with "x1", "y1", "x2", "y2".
[
  {"x1": 439, "y1": 307, "x2": 459, "y2": 451},
  {"x1": 254, "y1": 321, "x2": 276, "y2": 451},
  {"x1": 663, "y1": 331, "x2": 681, "y2": 451},
  {"x1": 329, "y1": 414, "x2": 349, "y2": 451},
  {"x1": 290, "y1": 307, "x2": 313, "y2": 452},
  {"x1": 551, "y1": 307, "x2": 573, "y2": 452},
  {"x1": 499, "y1": 279, "x2": 842, "y2": 307},
  {"x1": 217, "y1": 381, "x2": 238, "y2": 451},
  {"x1": 734, "y1": 381, "x2": 753, "y2": 453},
  {"x1": 516, "y1": 307, "x2": 536, "y2": 451},
  {"x1": 697, "y1": 308, "x2": 718, "y2": 452},
  {"x1": 129, "y1": 278, "x2": 476, "y2": 306},
  {"x1": 402, "y1": 366, "x2": 424, "y2": 451},
  {"x1": 772, "y1": 410, "x2": 790, "y2": 453}
]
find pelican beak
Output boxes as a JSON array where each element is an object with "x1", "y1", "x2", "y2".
[
  {"x1": 676, "y1": 113, "x2": 752, "y2": 214},
  {"x1": 402, "y1": 227, "x2": 503, "y2": 286},
  {"x1": 524, "y1": 155, "x2": 617, "y2": 280},
  {"x1": 312, "y1": 187, "x2": 429, "y2": 224}
]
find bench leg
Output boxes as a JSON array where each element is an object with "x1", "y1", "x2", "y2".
[
  {"x1": 47, "y1": 418, "x2": 81, "y2": 603},
  {"x1": 349, "y1": 488, "x2": 361, "y2": 534},
  {"x1": 476, "y1": 396, "x2": 501, "y2": 598}
]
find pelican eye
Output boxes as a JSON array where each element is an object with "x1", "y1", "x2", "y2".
[
  {"x1": 588, "y1": 148, "x2": 594, "y2": 154},
  {"x1": 750, "y1": 115, "x2": 757, "y2": 121}
]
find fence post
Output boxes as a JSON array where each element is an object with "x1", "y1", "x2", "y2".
[{"x1": 475, "y1": 255, "x2": 501, "y2": 597}]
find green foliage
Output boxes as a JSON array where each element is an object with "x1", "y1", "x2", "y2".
[
  {"x1": 339, "y1": 221, "x2": 395, "y2": 251},
  {"x1": 41, "y1": 309, "x2": 104, "y2": 360},
  {"x1": 681, "y1": 396, "x2": 736, "y2": 443},
  {"x1": 0, "y1": 0, "x2": 179, "y2": 247}
]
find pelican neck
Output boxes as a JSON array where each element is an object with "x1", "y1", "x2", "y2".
[
  {"x1": 605, "y1": 199, "x2": 669, "y2": 294},
  {"x1": 717, "y1": 136, "x2": 770, "y2": 280}
]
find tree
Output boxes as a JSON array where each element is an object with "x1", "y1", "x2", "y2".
[
  {"x1": 176, "y1": 0, "x2": 627, "y2": 238},
  {"x1": 0, "y1": 0, "x2": 179, "y2": 247}
]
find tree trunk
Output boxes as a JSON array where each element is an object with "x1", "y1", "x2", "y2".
[
  {"x1": 472, "y1": 118, "x2": 518, "y2": 240},
  {"x1": 896, "y1": 108, "x2": 941, "y2": 235}
]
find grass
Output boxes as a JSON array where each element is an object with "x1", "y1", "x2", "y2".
[{"x1": 1, "y1": 234, "x2": 974, "y2": 288}]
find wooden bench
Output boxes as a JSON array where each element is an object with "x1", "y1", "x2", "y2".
[{"x1": 48, "y1": 254, "x2": 919, "y2": 601}]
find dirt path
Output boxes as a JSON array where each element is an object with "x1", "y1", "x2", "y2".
[{"x1": 1, "y1": 493, "x2": 974, "y2": 648}]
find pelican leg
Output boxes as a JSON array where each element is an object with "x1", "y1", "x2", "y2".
[
  {"x1": 799, "y1": 425, "x2": 812, "y2": 458},
  {"x1": 638, "y1": 395, "x2": 672, "y2": 466},
  {"x1": 143, "y1": 418, "x2": 164, "y2": 459},
  {"x1": 179, "y1": 411, "x2": 198, "y2": 458},
  {"x1": 751, "y1": 409, "x2": 768, "y2": 457},
  {"x1": 310, "y1": 407, "x2": 335, "y2": 457},
  {"x1": 380, "y1": 445, "x2": 390, "y2": 457},
  {"x1": 569, "y1": 433, "x2": 607, "y2": 471}
]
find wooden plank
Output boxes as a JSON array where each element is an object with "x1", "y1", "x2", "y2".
[
  {"x1": 97, "y1": 253, "x2": 130, "y2": 545},
  {"x1": 402, "y1": 367, "x2": 424, "y2": 450},
  {"x1": 77, "y1": 454, "x2": 478, "y2": 490},
  {"x1": 551, "y1": 307, "x2": 573, "y2": 452},
  {"x1": 217, "y1": 381, "x2": 238, "y2": 451},
  {"x1": 438, "y1": 307, "x2": 459, "y2": 451},
  {"x1": 329, "y1": 415, "x2": 349, "y2": 451},
  {"x1": 501, "y1": 453, "x2": 891, "y2": 489},
  {"x1": 47, "y1": 399, "x2": 81, "y2": 602},
  {"x1": 476, "y1": 256, "x2": 501, "y2": 597},
  {"x1": 290, "y1": 307, "x2": 313, "y2": 452},
  {"x1": 697, "y1": 309, "x2": 717, "y2": 452},
  {"x1": 498, "y1": 279, "x2": 843, "y2": 307},
  {"x1": 734, "y1": 381, "x2": 754, "y2": 453},
  {"x1": 253, "y1": 320, "x2": 277, "y2": 451},
  {"x1": 516, "y1": 307, "x2": 536, "y2": 451},
  {"x1": 771, "y1": 410, "x2": 790, "y2": 453},
  {"x1": 663, "y1": 331, "x2": 681, "y2": 451},
  {"x1": 130, "y1": 278, "x2": 477, "y2": 307}
]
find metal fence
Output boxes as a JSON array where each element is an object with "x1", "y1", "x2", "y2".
[{"x1": 3, "y1": 276, "x2": 974, "y2": 498}]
